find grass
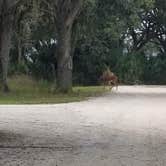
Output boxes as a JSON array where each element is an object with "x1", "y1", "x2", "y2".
[{"x1": 0, "y1": 75, "x2": 108, "y2": 104}]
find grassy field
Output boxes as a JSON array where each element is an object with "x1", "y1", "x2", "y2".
[{"x1": 0, "y1": 75, "x2": 108, "y2": 104}]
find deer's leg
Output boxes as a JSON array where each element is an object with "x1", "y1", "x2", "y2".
[
  {"x1": 116, "y1": 81, "x2": 118, "y2": 91},
  {"x1": 108, "y1": 81, "x2": 112, "y2": 90},
  {"x1": 103, "y1": 82, "x2": 106, "y2": 89}
]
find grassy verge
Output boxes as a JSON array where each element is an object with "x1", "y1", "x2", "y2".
[{"x1": 0, "y1": 75, "x2": 108, "y2": 104}]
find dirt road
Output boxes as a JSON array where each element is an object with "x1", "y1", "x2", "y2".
[{"x1": 0, "y1": 86, "x2": 166, "y2": 166}]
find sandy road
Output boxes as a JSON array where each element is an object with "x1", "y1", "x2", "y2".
[{"x1": 0, "y1": 86, "x2": 166, "y2": 166}]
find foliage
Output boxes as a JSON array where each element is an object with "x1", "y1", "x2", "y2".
[
  {"x1": 117, "y1": 52, "x2": 145, "y2": 84},
  {"x1": 26, "y1": 40, "x2": 56, "y2": 81}
]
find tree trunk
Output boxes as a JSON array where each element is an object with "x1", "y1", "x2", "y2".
[
  {"x1": 54, "y1": 0, "x2": 82, "y2": 93},
  {"x1": 17, "y1": 38, "x2": 22, "y2": 64},
  {"x1": 0, "y1": 23, "x2": 12, "y2": 92},
  {"x1": 0, "y1": 1, "x2": 13, "y2": 92},
  {"x1": 56, "y1": 25, "x2": 73, "y2": 93}
]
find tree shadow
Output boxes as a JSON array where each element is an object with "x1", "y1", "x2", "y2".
[{"x1": 0, "y1": 130, "x2": 25, "y2": 146}]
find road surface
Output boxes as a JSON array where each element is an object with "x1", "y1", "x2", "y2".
[{"x1": 0, "y1": 86, "x2": 166, "y2": 166}]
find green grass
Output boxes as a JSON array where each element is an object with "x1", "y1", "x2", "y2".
[{"x1": 0, "y1": 75, "x2": 108, "y2": 104}]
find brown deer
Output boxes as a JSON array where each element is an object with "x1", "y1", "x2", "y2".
[{"x1": 100, "y1": 69, "x2": 118, "y2": 90}]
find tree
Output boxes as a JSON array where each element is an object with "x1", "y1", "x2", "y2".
[
  {"x1": 0, "y1": 0, "x2": 42, "y2": 91},
  {"x1": 0, "y1": 0, "x2": 16, "y2": 92},
  {"x1": 53, "y1": 0, "x2": 83, "y2": 92},
  {"x1": 40, "y1": 0, "x2": 83, "y2": 92}
]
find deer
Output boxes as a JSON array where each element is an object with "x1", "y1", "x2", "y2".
[{"x1": 100, "y1": 69, "x2": 118, "y2": 90}]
